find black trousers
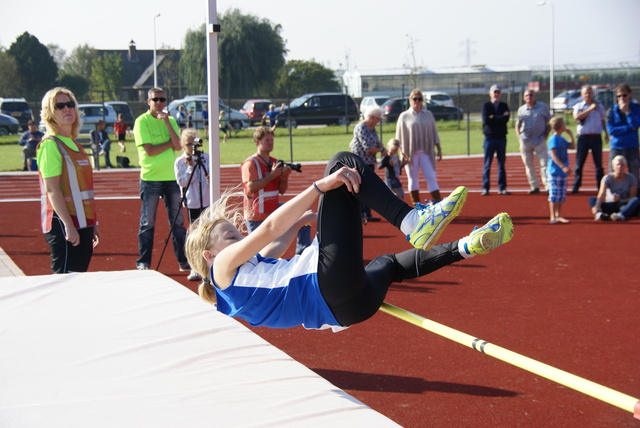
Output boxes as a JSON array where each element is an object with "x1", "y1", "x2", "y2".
[
  {"x1": 573, "y1": 134, "x2": 603, "y2": 191},
  {"x1": 316, "y1": 152, "x2": 464, "y2": 326},
  {"x1": 44, "y1": 215, "x2": 94, "y2": 273}
]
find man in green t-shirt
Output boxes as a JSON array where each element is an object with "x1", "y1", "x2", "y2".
[{"x1": 134, "y1": 87, "x2": 189, "y2": 271}]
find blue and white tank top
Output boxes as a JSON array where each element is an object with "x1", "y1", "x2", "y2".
[{"x1": 212, "y1": 239, "x2": 343, "y2": 330}]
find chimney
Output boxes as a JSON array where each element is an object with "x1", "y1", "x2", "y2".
[{"x1": 128, "y1": 40, "x2": 138, "y2": 62}]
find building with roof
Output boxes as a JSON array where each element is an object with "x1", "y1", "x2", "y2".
[{"x1": 97, "y1": 41, "x2": 185, "y2": 101}]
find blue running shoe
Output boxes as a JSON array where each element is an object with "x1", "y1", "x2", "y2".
[
  {"x1": 464, "y1": 212, "x2": 514, "y2": 255},
  {"x1": 407, "y1": 186, "x2": 467, "y2": 251}
]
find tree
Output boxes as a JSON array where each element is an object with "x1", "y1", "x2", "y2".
[
  {"x1": 62, "y1": 44, "x2": 97, "y2": 78},
  {"x1": 59, "y1": 73, "x2": 91, "y2": 101},
  {"x1": 181, "y1": 25, "x2": 207, "y2": 95},
  {"x1": 158, "y1": 45, "x2": 181, "y2": 100},
  {"x1": 90, "y1": 53, "x2": 123, "y2": 100},
  {"x1": 218, "y1": 9, "x2": 286, "y2": 99},
  {"x1": 0, "y1": 51, "x2": 21, "y2": 98},
  {"x1": 275, "y1": 60, "x2": 340, "y2": 98},
  {"x1": 7, "y1": 32, "x2": 58, "y2": 101}
]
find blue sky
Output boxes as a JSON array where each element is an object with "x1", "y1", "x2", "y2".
[{"x1": 2, "y1": 0, "x2": 639, "y2": 72}]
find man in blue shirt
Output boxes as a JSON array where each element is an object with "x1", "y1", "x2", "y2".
[
  {"x1": 18, "y1": 120, "x2": 44, "y2": 171},
  {"x1": 607, "y1": 83, "x2": 640, "y2": 182},
  {"x1": 481, "y1": 84, "x2": 511, "y2": 195}
]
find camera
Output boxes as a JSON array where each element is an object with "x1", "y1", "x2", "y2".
[
  {"x1": 277, "y1": 160, "x2": 302, "y2": 173},
  {"x1": 188, "y1": 137, "x2": 203, "y2": 147}
]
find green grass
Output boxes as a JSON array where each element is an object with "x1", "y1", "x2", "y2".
[{"x1": 0, "y1": 114, "x2": 577, "y2": 172}]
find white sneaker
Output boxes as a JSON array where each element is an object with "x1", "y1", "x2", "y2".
[
  {"x1": 610, "y1": 212, "x2": 625, "y2": 221},
  {"x1": 187, "y1": 270, "x2": 202, "y2": 281}
]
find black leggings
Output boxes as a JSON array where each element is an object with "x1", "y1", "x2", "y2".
[
  {"x1": 317, "y1": 152, "x2": 464, "y2": 326},
  {"x1": 44, "y1": 215, "x2": 94, "y2": 273}
]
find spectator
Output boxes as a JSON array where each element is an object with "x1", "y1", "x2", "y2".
[
  {"x1": 201, "y1": 103, "x2": 209, "y2": 137},
  {"x1": 515, "y1": 89, "x2": 551, "y2": 194},
  {"x1": 379, "y1": 138, "x2": 408, "y2": 199},
  {"x1": 607, "y1": 83, "x2": 640, "y2": 182},
  {"x1": 175, "y1": 104, "x2": 187, "y2": 129},
  {"x1": 91, "y1": 120, "x2": 113, "y2": 168},
  {"x1": 18, "y1": 119, "x2": 44, "y2": 171},
  {"x1": 241, "y1": 126, "x2": 311, "y2": 255},
  {"x1": 262, "y1": 103, "x2": 278, "y2": 130},
  {"x1": 114, "y1": 113, "x2": 128, "y2": 153},
  {"x1": 187, "y1": 108, "x2": 195, "y2": 128},
  {"x1": 349, "y1": 105, "x2": 386, "y2": 222},
  {"x1": 590, "y1": 155, "x2": 639, "y2": 221},
  {"x1": 185, "y1": 152, "x2": 513, "y2": 330},
  {"x1": 481, "y1": 84, "x2": 511, "y2": 195},
  {"x1": 546, "y1": 117, "x2": 575, "y2": 224},
  {"x1": 36, "y1": 87, "x2": 100, "y2": 273},
  {"x1": 396, "y1": 89, "x2": 443, "y2": 205},
  {"x1": 134, "y1": 87, "x2": 189, "y2": 273},
  {"x1": 219, "y1": 110, "x2": 232, "y2": 143},
  {"x1": 571, "y1": 85, "x2": 609, "y2": 193},
  {"x1": 175, "y1": 128, "x2": 210, "y2": 281}
]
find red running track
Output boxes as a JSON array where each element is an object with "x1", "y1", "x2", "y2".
[{"x1": 1, "y1": 151, "x2": 639, "y2": 427}]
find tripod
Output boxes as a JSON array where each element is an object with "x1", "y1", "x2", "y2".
[{"x1": 156, "y1": 147, "x2": 209, "y2": 271}]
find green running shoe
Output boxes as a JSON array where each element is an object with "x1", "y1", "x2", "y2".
[
  {"x1": 464, "y1": 212, "x2": 514, "y2": 255},
  {"x1": 407, "y1": 186, "x2": 468, "y2": 251}
]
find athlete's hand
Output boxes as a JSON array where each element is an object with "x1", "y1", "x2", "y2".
[{"x1": 317, "y1": 166, "x2": 361, "y2": 194}]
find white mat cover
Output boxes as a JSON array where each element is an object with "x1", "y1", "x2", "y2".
[{"x1": 0, "y1": 270, "x2": 398, "y2": 427}]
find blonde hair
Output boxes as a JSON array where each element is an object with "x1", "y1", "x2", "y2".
[
  {"x1": 180, "y1": 128, "x2": 198, "y2": 147},
  {"x1": 409, "y1": 89, "x2": 423, "y2": 100},
  {"x1": 549, "y1": 116, "x2": 565, "y2": 132},
  {"x1": 185, "y1": 189, "x2": 244, "y2": 304},
  {"x1": 611, "y1": 155, "x2": 628, "y2": 168},
  {"x1": 387, "y1": 138, "x2": 406, "y2": 161},
  {"x1": 40, "y1": 87, "x2": 82, "y2": 139}
]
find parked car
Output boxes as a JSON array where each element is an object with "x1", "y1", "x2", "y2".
[
  {"x1": 552, "y1": 90, "x2": 582, "y2": 111},
  {"x1": 77, "y1": 104, "x2": 118, "y2": 134},
  {"x1": 276, "y1": 93, "x2": 359, "y2": 128},
  {"x1": 105, "y1": 101, "x2": 135, "y2": 128},
  {"x1": 381, "y1": 97, "x2": 462, "y2": 123},
  {"x1": 359, "y1": 96, "x2": 391, "y2": 114},
  {"x1": 0, "y1": 98, "x2": 33, "y2": 131},
  {"x1": 423, "y1": 91, "x2": 454, "y2": 107},
  {"x1": 0, "y1": 112, "x2": 20, "y2": 135},
  {"x1": 240, "y1": 99, "x2": 272, "y2": 125},
  {"x1": 424, "y1": 99, "x2": 463, "y2": 120},
  {"x1": 167, "y1": 96, "x2": 250, "y2": 130},
  {"x1": 381, "y1": 97, "x2": 408, "y2": 123}
]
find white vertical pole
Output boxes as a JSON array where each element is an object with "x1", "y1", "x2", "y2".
[
  {"x1": 153, "y1": 14, "x2": 161, "y2": 88},
  {"x1": 206, "y1": 0, "x2": 220, "y2": 202},
  {"x1": 549, "y1": 2, "x2": 555, "y2": 109}
]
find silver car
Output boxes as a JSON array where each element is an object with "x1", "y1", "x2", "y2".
[
  {"x1": 167, "y1": 96, "x2": 250, "y2": 130},
  {"x1": 78, "y1": 104, "x2": 118, "y2": 134}
]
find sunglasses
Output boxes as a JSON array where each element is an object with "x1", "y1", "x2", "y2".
[
  {"x1": 151, "y1": 97, "x2": 167, "y2": 102},
  {"x1": 412, "y1": 97, "x2": 423, "y2": 101},
  {"x1": 54, "y1": 101, "x2": 76, "y2": 110},
  {"x1": 617, "y1": 94, "x2": 629, "y2": 99}
]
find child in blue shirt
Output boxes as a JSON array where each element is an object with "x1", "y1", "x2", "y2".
[{"x1": 547, "y1": 117, "x2": 575, "y2": 224}]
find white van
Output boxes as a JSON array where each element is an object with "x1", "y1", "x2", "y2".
[{"x1": 423, "y1": 91, "x2": 454, "y2": 107}]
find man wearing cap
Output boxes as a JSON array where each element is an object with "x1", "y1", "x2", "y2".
[
  {"x1": 515, "y1": 89, "x2": 551, "y2": 194},
  {"x1": 481, "y1": 85, "x2": 511, "y2": 195}
]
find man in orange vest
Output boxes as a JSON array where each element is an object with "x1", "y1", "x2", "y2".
[{"x1": 241, "y1": 126, "x2": 311, "y2": 255}]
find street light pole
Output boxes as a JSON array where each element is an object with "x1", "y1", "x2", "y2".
[
  {"x1": 153, "y1": 13, "x2": 161, "y2": 88},
  {"x1": 537, "y1": 1, "x2": 554, "y2": 108}
]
